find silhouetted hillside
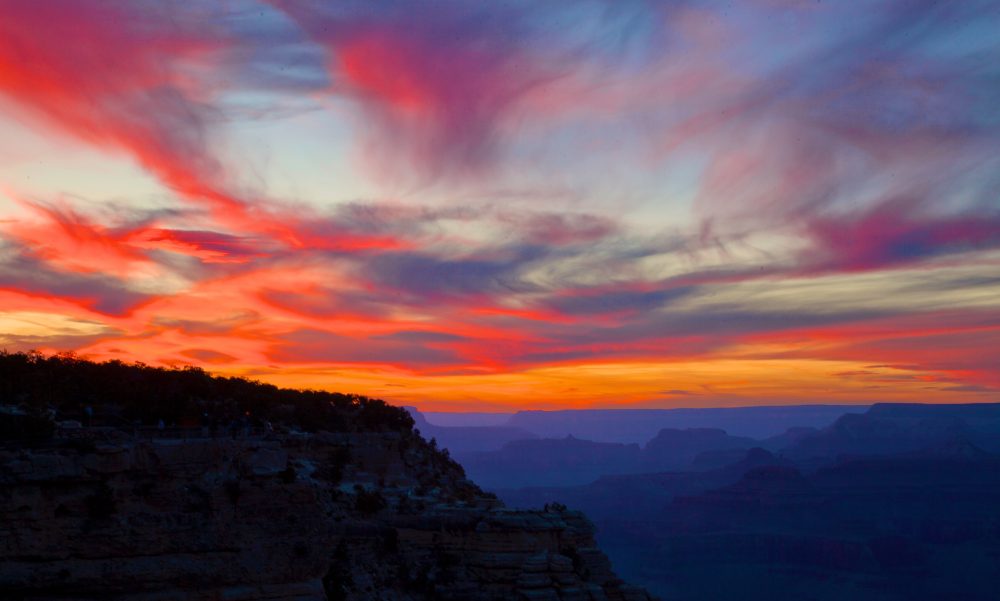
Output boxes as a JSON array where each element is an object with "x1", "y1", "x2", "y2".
[
  {"x1": 0, "y1": 351, "x2": 654, "y2": 600},
  {"x1": 0, "y1": 351, "x2": 413, "y2": 437}
]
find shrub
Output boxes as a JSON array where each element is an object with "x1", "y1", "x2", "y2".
[{"x1": 0, "y1": 351, "x2": 415, "y2": 436}]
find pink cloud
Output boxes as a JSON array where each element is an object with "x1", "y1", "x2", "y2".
[
  {"x1": 802, "y1": 200, "x2": 1000, "y2": 273},
  {"x1": 271, "y1": 0, "x2": 570, "y2": 181}
]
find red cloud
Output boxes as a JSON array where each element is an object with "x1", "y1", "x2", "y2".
[
  {"x1": 1, "y1": 197, "x2": 151, "y2": 277},
  {"x1": 0, "y1": 3, "x2": 229, "y2": 203},
  {"x1": 0, "y1": 1, "x2": 307, "y2": 245},
  {"x1": 748, "y1": 310, "x2": 1000, "y2": 389}
]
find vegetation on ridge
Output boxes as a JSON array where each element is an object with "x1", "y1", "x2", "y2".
[{"x1": 0, "y1": 350, "x2": 413, "y2": 436}]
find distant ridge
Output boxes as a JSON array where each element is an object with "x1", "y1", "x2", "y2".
[
  {"x1": 867, "y1": 402, "x2": 1000, "y2": 418},
  {"x1": 782, "y1": 402, "x2": 1000, "y2": 465},
  {"x1": 504, "y1": 405, "x2": 867, "y2": 442},
  {"x1": 405, "y1": 407, "x2": 537, "y2": 454}
]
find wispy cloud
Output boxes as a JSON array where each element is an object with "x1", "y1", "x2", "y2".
[{"x1": 1, "y1": 0, "x2": 998, "y2": 408}]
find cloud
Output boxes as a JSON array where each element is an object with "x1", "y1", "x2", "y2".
[
  {"x1": 181, "y1": 348, "x2": 239, "y2": 364},
  {"x1": 500, "y1": 211, "x2": 618, "y2": 246},
  {"x1": 270, "y1": 328, "x2": 464, "y2": 368},
  {"x1": 748, "y1": 308, "x2": 1000, "y2": 389},
  {"x1": 655, "y1": 0, "x2": 1000, "y2": 233},
  {"x1": 0, "y1": 311, "x2": 121, "y2": 352},
  {"x1": 0, "y1": 2, "x2": 227, "y2": 205},
  {"x1": 258, "y1": 286, "x2": 391, "y2": 320},
  {"x1": 542, "y1": 285, "x2": 696, "y2": 317},
  {"x1": 365, "y1": 246, "x2": 546, "y2": 301},
  {"x1": 942, "y1": 384, "x2": 996, "y2": 393},
  {"x1": 0, "y1": 1, "x2": 308, "y2": 244},
  {"x1": 1, "y1": 196, "x2": 154, "y2": 277},
  {"x1": 373, "y1": 330, "x2": 468, "y2": 344},
  {"x1": 132, "y1": 229, "x2": 272, "y2": 264},
  {"x1": 801, "y1": 200, "x2": 1000, "y2": 273},
  {"x1": 0, "y1": 244, "x2": 152, "y2": 316},
  {"x1": 270, "y1": 0, "x2": 586, "y2": 181},
  {"x1": 152, "y1": 312, "x2": 261, "y2": 336},
  {"x1": 1, "y1": 0, "x2": 999, "y2": 408}
]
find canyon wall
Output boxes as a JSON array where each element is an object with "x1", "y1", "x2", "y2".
[{"x1": 1, "y1": 426, "x2": 652, "y2": 601}]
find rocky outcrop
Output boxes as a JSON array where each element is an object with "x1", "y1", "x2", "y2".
[{"x1": 1, "y1": 426, "x2": 653, "y2": 601}]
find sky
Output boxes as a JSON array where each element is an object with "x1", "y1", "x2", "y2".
[{"x1": 1, "y1": 0, "x2": 999, "y2": 411}]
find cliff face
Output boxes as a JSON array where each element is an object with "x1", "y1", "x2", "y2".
[{"x1": 1, "y1": 426, "x2": 653, "y2": 601}]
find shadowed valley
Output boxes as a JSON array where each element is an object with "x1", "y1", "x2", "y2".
[{"x1": 420, "y1": 404, "x2": 1000, "y2": 600}]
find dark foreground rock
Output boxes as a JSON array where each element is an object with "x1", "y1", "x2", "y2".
[{"x1": 1, "y1": 428, "x2": 652, "y2": 601}]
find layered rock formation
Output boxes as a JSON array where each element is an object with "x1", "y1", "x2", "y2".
[{"x1": 1, "y1": 426, "x2": 653, "y2": 601}]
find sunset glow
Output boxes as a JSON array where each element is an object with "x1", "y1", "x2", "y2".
[{"x1": 2, "y1": 0, "x2": 998, "y2": 410}]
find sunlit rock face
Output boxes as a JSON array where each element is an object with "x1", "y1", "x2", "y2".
[{"x1": 0, "y1": 427, "x2": 652, "y2": 601}]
